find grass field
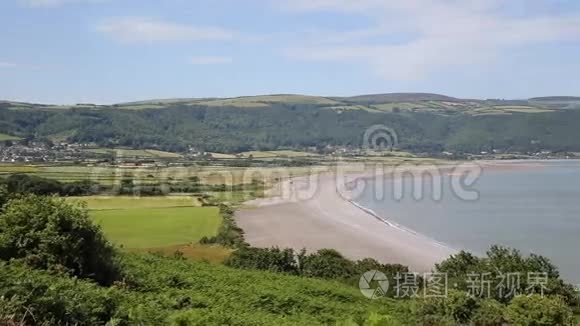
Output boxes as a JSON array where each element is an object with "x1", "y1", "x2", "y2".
[
  {"x1": 196, "y1": 95, "x2": 341, "y2": 107},
  {"x1": 238, "y1": 150, "x2": 318, "y2": 158},
  {"x1": 208, "y1": 152, "x2": 237, "y2": 159},
  {"x1": 91, "y1": 206, "x2": 221, "y2": 249},
  {"x1": 0, "y1": 164, "x2": 40, "y2": 173},
  {"x1": 68, "y1": 195, "x2": 221, "y2": 249},
  {"x1": 0, "y1": 133, "x2": 20, "y2": 141},
  {"x1": 494, "y1": 105, "x2": 554, "y2": 113},
  {"x1": 83, "y1": 148, "x2": 182, "y2": 158},
  {"x1": 67, "y1": 195, "x2": 202, "y2": 210}
]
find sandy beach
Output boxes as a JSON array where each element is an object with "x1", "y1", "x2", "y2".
[{"x1": 235, "y1": 168, "x2": 460, "y2": 272}]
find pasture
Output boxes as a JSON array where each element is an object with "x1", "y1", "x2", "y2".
[
  {"x1": 0, "y1": 164, "x2": 321, "y2": 186},
  {"x1": 69, "y1": 196, "x2": 221, "y2": 249},
  {"x1": 83, "y1": 148, "x2": 182, "y2": 158},
  {"x1": 90, "y1": 206, "x2": 221, "y2": 249},
  {"x1": 67, "y1": 195, "x2": 202, "y2": 210},
  {"x1": 0, "y1": 133, "x2": 20, "y2": 141}
]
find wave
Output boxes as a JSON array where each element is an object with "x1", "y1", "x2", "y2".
[{"x1": 347, "y1": 199, "x2": 457, "y2": 252}]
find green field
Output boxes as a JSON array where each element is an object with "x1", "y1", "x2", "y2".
[
  {"x1": 3, "y1": 164, "x2": 321, "y2": 186},
  {"x1": 0, "y1": 133, "x2": 20, "y2": 141},
  {"x1": 83, "y1": 148, "x2": 182, "y2": 158},
  {"x1": 91, "y1": 206, "x2": 221, "y2": 249},
  {"x1": 69, "y1": 196, "x2": 221, "y2": 249},
  {"x1": 67, "y1": 195, "x2": 202, "y2": 210}
]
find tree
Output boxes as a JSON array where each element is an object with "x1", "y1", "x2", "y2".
[
  {"x1": 0, "y1": 185, "x2": 8, "y2": 211},
  {"x1": 470, "y1": 299, "x2": 505, "y2": 326},
  {"x1": 300, "y1": 249, "x2": 357, "y2": 280},
  {"x1": 505, "y1": 295, "x2": 574, "y2": 325},
  {"x1": 435, "y1": 245, "x2": 578, "y2": 306},
  {"x1": 0, "y1": 195, "x2": 120, "y2": 285}
]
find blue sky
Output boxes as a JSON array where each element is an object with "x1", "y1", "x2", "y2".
[{"x1": 1, "y1": 0, "x2": 580, "y2": 104}]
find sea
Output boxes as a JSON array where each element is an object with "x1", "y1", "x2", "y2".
[{"x1": 355, "y1": 160, "x2": 580, "y2": 283}]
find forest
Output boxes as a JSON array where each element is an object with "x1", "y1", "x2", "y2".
[{"x1": 2, "y1": 94, "x2": 580, "y2": 154}]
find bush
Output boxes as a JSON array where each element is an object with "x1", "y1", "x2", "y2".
[
  {"x1": 2, "y1": 174, "x2": 98, "y2": 196},
  {"x1": 0, "y1": 185, "x2": 8, "y2": 211},
  {"x1": 0, "y1": 194, "x2": 121, "y2": 285},
  {"x1": 225, "y1": 247, "x2": 300, "y2": 274},
  {"x1": 199, "y1": 204, "x2": 245, "y2": 247},
  {"x1": 471, "y1": 299, "x2": 505, "y2": 326},
  {"x1": 416, "y1": 290, "x2": 478, "y2": 325},
  {"x1": 504, "y1": 295, "x2": 574, "y2": 325},
  {"x1": 0, "y1": 262, "x2": 120, "y2": 325},
  {"x1": 436, "y1": 245, "x2": 578, "y2": 305},
  {"x1": 300, "y1": 249, "x2": 357, "y2": 280}
]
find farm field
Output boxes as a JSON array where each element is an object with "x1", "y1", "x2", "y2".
[
  {"x1": 67, "y1": 195, "x2": 202, "y2": 210},
  {"x1": 68, "y1": 196, "x2": 221, "y2": 249},
  {"x1": 238, "y1": 150, "x2": 319, "y2": 158},
  {"x1": 0, "y1": 133, "x2": 20, "y2": 141},
  {"x1": 90, "y1": 206, "x2": 221, "y2": 249},
  {"x1": 0, "y1": 164, "x2": 326, "y2": 185},
  {"x1": 83, "y1": 148, "x2": 182, "y2": 158}
]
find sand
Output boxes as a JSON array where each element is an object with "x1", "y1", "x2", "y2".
[{"x1": 235, "y1": 169, "x2": 459, "y2": 272}]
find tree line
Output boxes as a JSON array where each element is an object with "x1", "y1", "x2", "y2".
[{"x1": 3, "y1": 103, "x2": 580, "y2": 154}]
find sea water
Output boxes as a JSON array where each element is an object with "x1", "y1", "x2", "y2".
[{"x1": 355, "y1": 160, "x2": 580, "y2": 283}]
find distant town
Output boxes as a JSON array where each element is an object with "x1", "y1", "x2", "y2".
[{"x1": 0, "y1": 138, "x2": 576, "y2": 167}]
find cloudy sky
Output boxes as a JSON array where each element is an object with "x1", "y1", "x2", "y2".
[{"x1": 1, "y1": 0, "x2": 580, "y2": 103}]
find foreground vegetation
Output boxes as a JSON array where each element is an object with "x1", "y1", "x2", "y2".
[{"x1": 0, "y1": 185, "x2": 578, "y2": 324}]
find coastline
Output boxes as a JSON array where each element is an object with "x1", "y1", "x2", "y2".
[
  {"x1": 346, "y1": 199, "x2": 455, "y2": 252},
  {"x1": 235, "y1": 167, "x2": 459, "y2": 272},
  {"x1": 235, "y1": 159, "x2": 560, "y2": 271}
]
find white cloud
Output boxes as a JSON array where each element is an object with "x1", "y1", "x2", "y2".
[
  {"x1": 97, "y1": 17, "x2": 234, "y2": 43},
  {"x1": 21, "y1": 0, "x2": 107, "y2": 8},
  {"x1": 0, "y1": 61, "x2": 19, "y2": 68},
  {"x1": 189, "y1": 56, "x2": 232, "y2": 65},
  {"x1": 278, "y1": 0, "x2": 580, "y2": 79}
]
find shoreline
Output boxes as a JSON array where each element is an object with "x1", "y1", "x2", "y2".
[
  {"x1": 235, "y1": 159, "x2": 557, "y2": 271},
  {"x1": 346, "y1": 199, "x2": 457, "y2": 252},
  {"x1": 235, "y1": 166, "x2": 460, "y2": 272}
]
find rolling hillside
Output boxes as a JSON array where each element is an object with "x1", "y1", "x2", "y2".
[{"x1": 1, "y1": 93, "x2": 580, "y2": 153}]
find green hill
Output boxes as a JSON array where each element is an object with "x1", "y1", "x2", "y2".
[
  {"x1": 1, "y1": 93, "x2": 580, "y2": 153},
  {"x1": 335, "y1": 92, "x2": 459, "y2": 104}
]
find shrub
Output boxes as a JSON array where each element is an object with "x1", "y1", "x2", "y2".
[
  {"x1": 0, "y1": 185, "x2": 8, "y2": 211},
  {"x1": 416, "y1": 290, "x2": 478, "y2": 325},
  {"x1": 436, "y1": 245, "x2": 578, "y2": 305},
  {"x1": 300, "y1": 249, "x2": 357, "y2": 280},
  {"x1": 225, "y1": 247, "x2": 300, "y2": 274},
  {"x1": 470, "y1": 299, "x2": 505, "y2": 326},
  {"x1": 2, "y1": 174, "x2": 98, "y2": 196},
  {"x1": 199, "y1": 204, "x2": 245, "y2": 247},
  {"x1": 0, "y1": 194, "x2": 121, "y2": 285},
  {"x1": 504, "y1": 295, "x2": 574, "y2": 325},
  {"x1": 0, "y1": 262, "x2": 119, "y2": 325}
]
